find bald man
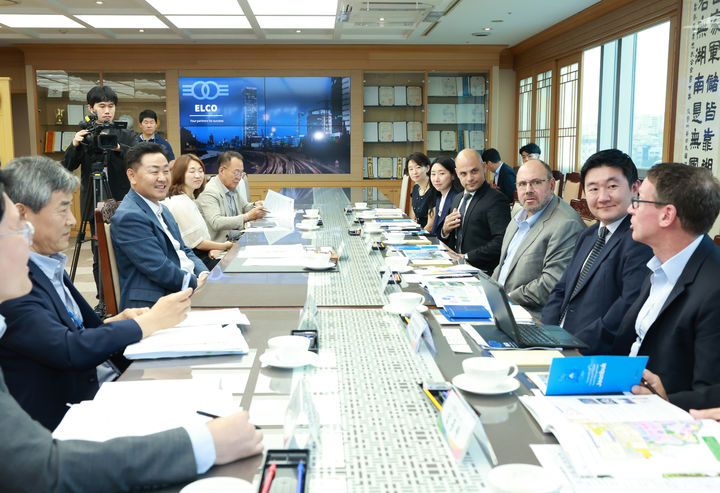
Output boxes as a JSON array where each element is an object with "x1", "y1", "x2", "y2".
[
  {"x1": 440, "y1": 148, "x2": 510, "y2": 272},
  {"x1": 492, "y1": 159, "x2": 584, "y2": 317}
]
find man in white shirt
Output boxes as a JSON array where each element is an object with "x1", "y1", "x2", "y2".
[
  {"x1": 611, "y1": 162, "x2": 720, "y2": 411},
  {"x1": 112, "y1": 143, "x2": 209, "y2": 309},
  {"x1": 492, "y1": 160, "x2": 584, "y2": 317}
]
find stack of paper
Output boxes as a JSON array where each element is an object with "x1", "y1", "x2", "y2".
[{"x1": 124, "y1": 323, "x2": 250, "y2": 359}]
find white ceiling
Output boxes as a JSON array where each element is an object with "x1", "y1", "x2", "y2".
[{"x1": 0, "y1": 0, "x2": 602, "y2": 46}]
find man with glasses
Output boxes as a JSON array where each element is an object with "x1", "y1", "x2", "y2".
[
  {"x1": 611, "y1": 162, "x2": 720, "y2": 411},
  {"x1": 197, "y1": 151, "x2": 266, "y2": 242},
  {"x1": 492, "y1": 160, "x2": 584, "y2": 317},
  {"x1": 0, "y1": 168, "x2": 263, "y2": 491},
  {"x1": 0, "y1": 156, "x2": 192, "y2": 430},
  {"x1": 519, "y1": 142, "x2": 541, "y2": 163},
  {"x1": 542, "y1": 150, "x2": 652, "y2": 355}
]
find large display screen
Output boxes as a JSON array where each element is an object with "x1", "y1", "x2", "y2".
[{"x1": 179, "y1": 76, "x2": 351, "y2": 174}]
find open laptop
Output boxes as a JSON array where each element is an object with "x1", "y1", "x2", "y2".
[{"x1": 474, "y1": 273, "x2": 589, "y2": 350}]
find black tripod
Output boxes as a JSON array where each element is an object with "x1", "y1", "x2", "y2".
[{"x1": 69, "y1": 154, "x2": 112, "y2": 307}]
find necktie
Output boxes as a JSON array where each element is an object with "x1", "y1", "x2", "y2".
[
  {"x1": 561, "y1": 226, "x2": 608, "y2": 322},
  {"x1": 226, "y1": 191, "x2": 238, "y2": 216},
  {"x1": 456, "y1": 193, "x2": 471, "y2": 254}
]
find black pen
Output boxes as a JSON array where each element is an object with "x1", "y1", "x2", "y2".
[
  {"x1": 640, "y1": 378, "x2": 662, "y2": 397},
  {"x1": 196, "y1": 410, "x2": 263, "y2": 428}
]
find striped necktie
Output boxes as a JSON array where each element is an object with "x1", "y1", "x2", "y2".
[
  {"x1": 561, "y1": 226, "x2": 608, "y2": 322},
  {"x1": 456, "y1": 193, "x2": 471, "y2": 254}
]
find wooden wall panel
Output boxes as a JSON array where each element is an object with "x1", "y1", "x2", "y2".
[{"x1": 0, "y1": 48, "x2": 27, "y2": 94}]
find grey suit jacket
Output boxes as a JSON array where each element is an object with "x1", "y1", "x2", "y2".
[
  {"x1": 196, "y1": 176, "x2": 255, "y2": 242},
  {"x1": 0, "y1": 366, "x2": 198, "y2": 492},
  {"x1": 492, "y1": 195, "x2": 585, "y2": 314}
]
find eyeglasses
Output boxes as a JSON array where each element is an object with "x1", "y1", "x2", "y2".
[
  {"x1": 0, "y1": 221, "x2": 34, "y2": 246},
  {"x1": 227, "y1": 170, "x2": 246, "y2": 179},
  {"x1": 516, "y1": 178, "x2": 549, "y2": 189},
  {"x1": 630, "y1": 198, "x2": 669, "y2": 209}
]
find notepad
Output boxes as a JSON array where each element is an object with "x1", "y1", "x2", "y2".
[{"x1": 124, "y1": 324, "x2": 250, "y2": 359}]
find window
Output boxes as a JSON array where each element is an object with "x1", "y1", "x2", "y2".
[
  {"x1": 517, "y1": 76, "x2": 533, "y2": 151},
  {"x1": 535, "y1": 70, "x2": 552, "y2": 160},
  {"x1": 579, "y1": 21, "x2": 670, "y2": 168},
  {"x1": 557, "y1": 63, "x2": 579, "y2": 173}
]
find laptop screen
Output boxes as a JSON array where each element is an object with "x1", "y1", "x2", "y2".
[{"x1": 476, "y1": 272, "x2": 519, "y2": 340}]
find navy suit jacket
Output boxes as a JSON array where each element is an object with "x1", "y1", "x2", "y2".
[
  {"x1": 431, "y1": 188, "x2": 459, "y2": 236},
  {"x1": 494, "y1": 163, "x2": 516, "y2": 202},
  {"x1": 0, "y1": 261, "x2": 141, "y2": 430},
  {"x1": 541, "y1": 216, "x2": 652, "y2": 355},
  {"x1": 112, "y1": 189, "x2": 206, "y2": 309},
  {"x1": 442, "y1": 181, "x2": 511, "y2": 273},
  {"x1": 612, "y1": 235, "x2": 720, "y2": 411}
]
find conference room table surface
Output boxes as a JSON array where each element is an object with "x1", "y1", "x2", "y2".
[{"x1": 122, "y1": 187, "x2": 561, "y2": 492}]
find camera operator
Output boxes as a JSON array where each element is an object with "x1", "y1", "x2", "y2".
[
  {"x1": 62, "y1": 85, "x2": 136, "y2": 314},
  {"x1": 62, "y1": 85, "x2": 137, "y2": 203}
]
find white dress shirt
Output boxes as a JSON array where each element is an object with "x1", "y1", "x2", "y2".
[{"x1": 496, "y1": 201, "x2": 550, "y2": 284}]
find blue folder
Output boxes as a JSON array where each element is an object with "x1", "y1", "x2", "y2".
[
  {"x1": 545, "y1": 355, "x2": 649, "y2": 395},
  {"x1": 439, "y1": 305, "x2": 492, "y2": 321}
]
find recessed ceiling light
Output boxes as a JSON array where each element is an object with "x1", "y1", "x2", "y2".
[
  {"x1": 96, "y1": 1, "x2": 104, "y2": 4},
  {"x1": 146, "y1": 0, "x2": 243, "y2": 15},
  {"x1": 0, "y1": 14, "x2": 84, "y2": 29},
  {"x1": 379, "y1": 17, "x2": 385, "y2": 22},
  {"x1": 75, "y1": 15, "x2": 167, "y2": 29},
  {"x1": 139, "y1": 29, "x2": 144, "y2": 32},
  {"x1": 167, "y1": 16, "x2": 250, "y2": 29},
  {"x1": 256, "y1": 16, "x2": 335, "y2": 29},
  {"x1": 471, "y1": 32, "x2": 490, "y2": 37},
  {"x1": 249, "y1": 0, "x2": 337, "y2": 16},
  {"x1": 483, "y1": 27, "x2": 491, "y2": 31},
  {"x1": 296, "y1": 29, "x2": 301, "y2": 33}
]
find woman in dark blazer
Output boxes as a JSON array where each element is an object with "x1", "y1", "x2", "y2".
[{"x1": 426, "y1": 158, "x2": 463, "y2": 236}]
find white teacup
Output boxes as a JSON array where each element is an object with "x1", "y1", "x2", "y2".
[
  {"x1": 462, "y1": 357, "x2": 518, "y2": 382},
  {"x1": 486, "y1": 464, "x2": 561, "y2": 493},
  {"x1": 305, "y1": 209, "x2": 319, "y2": 218},
  {"x1": 300, "y1": 218, "x2": 317, "y2": 228},
  {"x1": 385, "y1": 255, "x2": 409, "y2": 271},
  {"x1": 388, "y1": 292, "x2": 424, "y2": 313},
  {"x1": 385, "y1": 232, "x2": 405, "y2": 243},
  {"x1": 355, "y1": 202, "x2": 367, "y2": 209},
  {"x1": 267, "y1": 335, "x2": 310, "y2": 364},
  {"x1": 305, "y1": 251, "x2": 331, "y2": 267}
]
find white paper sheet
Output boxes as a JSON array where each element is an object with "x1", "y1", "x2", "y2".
[{"x1": 124, "y1": 324, "x2": 250, "y2": 359}]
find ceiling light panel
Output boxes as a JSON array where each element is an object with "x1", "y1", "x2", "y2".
[
  {"x1": 167, "y1": 16, "x2": 251, "y2": 29},
  {"x1": 248, "y1": 0, "x2": 338, "y2": 16},
  {"x1": 75, "y1": 15, "x2": 168, "y2": 29},
  {"x1": 256, "y1": 16, "x2": 336, "y2": 29},
  {"x1": 145, "y1": 0, "x2": 244, "y2": 15},
  {"x1": 0, "y1": 14, "x2": 85, "y2": 29}
]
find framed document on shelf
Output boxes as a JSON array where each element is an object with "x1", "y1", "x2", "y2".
[
  {"x1": 456, "y1": 104, "x2": 485, "y2": 124},
  {"x1": 428, "y1": 76, "x2": 457, "y2": 96},
  {"x1": 363, "y1": 122, "x2": 379, "y2": 142},
  {"x1": 377, "y1": 157, "x2": 394, "y2": 178},
  {"x1": 469, "y1": 76, "x2": 486, "y2": 96},
  {"x1": 364, "y1": 86, "x2": 379, "y2": 106},
  {"x1": 395, "y1": 157, "x2": 405, "y2": 178},
  {"x1": 407, "y1": 121, "x2": 423, "y2": 142},
  {"x1": 427, "y1": 104, "x2": 457, "y2": 124},
  {"x1": 378, "y1": 122, "x2": 394, "y2": 142},
  {"x1": 394, "y1": 86, "x2": 407, "y2": 106},
  {"x1": 364, "y1": 156, "x2": 377, "y2": 178},
  {"x1": 440, "y1": 131, "x2": 457, "y2": 151},
  {"x1": 393, "y1": 121, "x2": 407, "y2": 142},
  {"x1": 427, "y1": 131, "x2": 441, "y2": 151},
  {"x1": 378, "y1": 86, "x2": 394, "y2": 106},
  {"x1": 406, "y1": 86, "x2": 422, "y2": 106},
  {"x1": 468, "y1": 130, "x2": 485, "y2": 150}
]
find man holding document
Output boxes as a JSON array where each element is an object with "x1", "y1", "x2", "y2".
[
  {"x1": 0, "y1": 168, "x2": 263, "y2": 492},
  {"x1": 197, "y1": 151, "x2": 266, "y2": 241}
]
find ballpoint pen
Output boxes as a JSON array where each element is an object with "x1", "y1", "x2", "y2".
[
  {"x1": 296, "y1": 461, "x2": 305, "y2": 493},
  {"x1": 195, "y1": 411, "x2": 262, "y2": 429},
  {"x1": 260, "y1": 462, "x2": 276, "y2": 493},
  {"x1": 640, "y1": 377, "x2": 662, "y2": 397}
]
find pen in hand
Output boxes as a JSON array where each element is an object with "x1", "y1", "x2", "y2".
[
  {"x1": 195, "y1": 410, "x2": 262, "y2": 429},
  {"x1": 640, "y1": 377, "x2": 662, "y2": 397}
]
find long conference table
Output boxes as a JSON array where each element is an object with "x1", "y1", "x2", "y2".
[{"x1": 121, "y1": 187, "x2": 561, "y2": 493}]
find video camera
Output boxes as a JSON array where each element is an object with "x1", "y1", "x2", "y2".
[{"x1": 79, "y1": 113, "x2": 128, "y2": 152}]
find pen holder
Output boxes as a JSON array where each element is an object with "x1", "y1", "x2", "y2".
[{"x1": 258, "y1": 449, "x2": 309, "y2": 493}]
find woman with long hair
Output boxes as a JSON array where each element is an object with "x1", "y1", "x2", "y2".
[
  {"x1": 162, "y1": 154, "x2": 232, "y2": 269},
  {"x1": 425, "y1": 157, "x2": 463, "y2": 236},
  {"x1": 405, "y1": 152, "x2": 434, "y2": 228}
]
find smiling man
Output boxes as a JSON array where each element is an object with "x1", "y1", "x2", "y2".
[
  {"x1": 440, "y1": 148, "x2": 510, "y2": 272},
  {"x1": 492, "y1": 160, "x2": 584, "y2": 317},
  {"x1": 542, "y1": 149, "x2": 653, "y2": 354},
  {"x1": 111, "y1": 142, "x2": 209, "y2": 309},
  {"x1": 0, "y1": 156, "x2": 193, "y2": 430}
]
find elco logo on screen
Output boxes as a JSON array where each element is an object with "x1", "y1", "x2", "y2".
[{"x1": 181, "y1": 81, "x2": 230, "y2": 101}]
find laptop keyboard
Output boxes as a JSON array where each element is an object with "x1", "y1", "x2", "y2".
[{"x1": 516, "y1": 323, "x2": 562, "y2": 346}]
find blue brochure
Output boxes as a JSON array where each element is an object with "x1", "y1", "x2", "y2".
[
  {"x1": 545, "y1": 355, "x2": 648, "y2": 395},
  {"x1": 439, "y1": 305, "x2": 492, "y2": 321}
]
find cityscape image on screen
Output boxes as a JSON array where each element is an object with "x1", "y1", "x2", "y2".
[{"x1": 179, "y1": 76, "x2": 351, "y2": 174}]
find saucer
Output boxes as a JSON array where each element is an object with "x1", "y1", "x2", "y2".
[
  {"x1": 259, "y1": 350, "x2": 318, "y2": 369},
  {"x1": 354, "y1": 206, "x2": 369, "y2": 211},
  {"x1": 303, "y1": 214, "x2": 320, "y2": 219},
  {"x1": 304, "y1": 262, "x2": 336, "y2": 270},
  {"x1": 296, "y1": 223, "x2": 320, "y2": 231},
  {"x1": 381, "y1": 265, "x2": 413, "y2": 273},
  {"x1": 180, "y1": 477, "x2": 253, "y2": 493},
  {"x1": 382, "y1": 303, "x2": 428, "y2": 315},
  {"x1": 451, "y1": 374, "x2": 520, "y2": 395}
]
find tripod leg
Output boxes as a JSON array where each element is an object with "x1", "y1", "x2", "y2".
[{"x1": 69, "y1": 183, "x2": 95, "y2": 282}]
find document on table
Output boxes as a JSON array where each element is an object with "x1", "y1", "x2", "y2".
[
  {"x1": 256, "y1": 190, "x2": 295, "y2": 231},
  {"x1": 124, "y1": 324, "x2": 250, "y2": 359},
  {"x1": 421, "y1": 279, "x2": 486, "y2": 306},
  {"x1": 176, "y1": 308, "x2": 251, "y2": 327},
  {"x1": 243, "y1": 257, "x2": 308, "y2": 267},
  {"x1": 234, "y1": 244, "x2": 305, "y2": 258},
  {"x1": 53, "y1": 379, "x2": 238, "y2": 441}
]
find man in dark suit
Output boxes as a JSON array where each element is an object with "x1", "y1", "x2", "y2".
[
  {"x1": 481, "y1": 148, "x2": 516, "y2": 202},
  {"x1": 440, "y1": 148, "x2": 510, "y2": 273},
  {"x1": 112, "y1": 142, "x2": 208, "y2": 309},
  {"x1": 542, "y1": 150, "x2": 652, "y2": 354},
  {"x1": 612, "y1": 162, "x2": 720, "y2": 411},
  {"x1": 0, "y1": 156, "x2": 192, "y2": 430},
  {"x1": 0, "y1": 169, "x2": 263, "y2": 492}
]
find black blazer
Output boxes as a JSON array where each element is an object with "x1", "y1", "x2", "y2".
[
  {"x1": 542, "y1": 216, "x2": 652, "y2": 355},
  {"x1": 0, "y1": 261, "x2": 141, "y2": 430},
  {"x1": 612, "y1": 235, "x2": 720, "y2": 411},
  {"x1": 494, "y1": 163, "x2": 517, "y2": 202},
  {"x1": 442, "y1": 181, "x2": 510, "y2": 272}
]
